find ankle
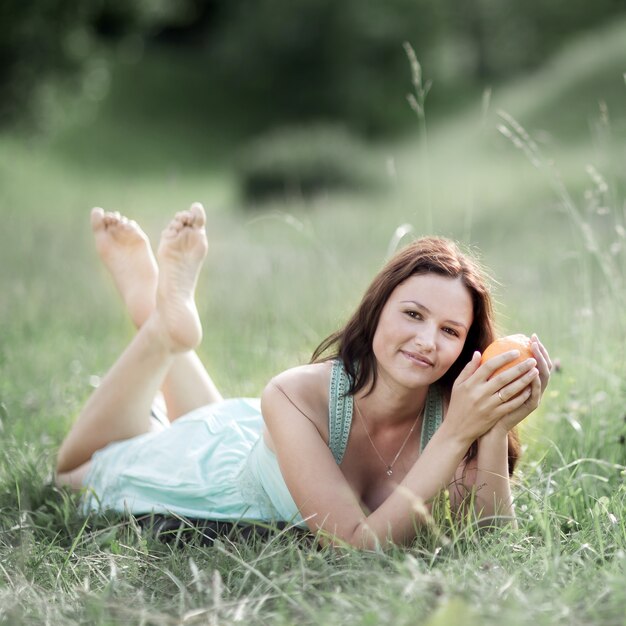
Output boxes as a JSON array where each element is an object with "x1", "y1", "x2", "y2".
[
  {"x1": 144, "y1": 308, "x2": 200, "y2": 354},
  {"x1": 141, "y1": 312, "x2": 181, "y2": 354},
  {"x1": 130, "y1": 297, "x2": 157, "y2": 329}
]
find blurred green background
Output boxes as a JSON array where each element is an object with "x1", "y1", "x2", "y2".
[
  {"x1": 1, "y1": 0, "x2": 625, "y2": 448},
  {"x1": 3, "y1": 0, "x2": 625, "y2": 148},
  {"x1": 1, "y1": 6, "x2": 626, "y2": 624}
]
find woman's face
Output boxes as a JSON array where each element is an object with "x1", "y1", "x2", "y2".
[{"x1": 371, "y1": 273, "x2": 474, "y2": 391}]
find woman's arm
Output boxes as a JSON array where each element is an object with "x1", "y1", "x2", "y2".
[
  {"x1": 459, "y1": 335, "x2": 552, "y2": 525},
  {"x1": 262, "y1": 379, "x2": 472, "y2": 548},
  {"x1": 472, "y1": 427, "x2": 517, "y2": 526},
  {"x1": 262, "y1": 350, "x2": 539, "y2": 549}
]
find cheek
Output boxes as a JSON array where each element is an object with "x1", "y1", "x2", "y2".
[
  {"x1": 371, "y1": 314, "x2": 394, "y2": 356},
  {"x1": 371, "y1": 328, "x2": 385, "y2": 358},
  {"x1": 441, "y1": 340, "x2": 465, "y2": 367}
]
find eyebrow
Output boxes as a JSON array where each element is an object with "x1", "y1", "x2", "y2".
[{"x1": 400, "y1": 300, "x2": 469, "y2": 331}]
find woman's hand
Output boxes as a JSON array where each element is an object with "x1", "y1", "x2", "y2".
[
  {"x1": 445, "y1": 348, "x2": 539, "y2": 444},
  {"x1": 492, "y1": 333, "x2": 552, "y2": 434}
]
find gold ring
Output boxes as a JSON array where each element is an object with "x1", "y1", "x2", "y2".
[{"x1": 498, "y1": 390, "x2": 505, "y2": 402}]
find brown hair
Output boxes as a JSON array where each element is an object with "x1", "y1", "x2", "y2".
[{"x1": 311, "y1": 236, "x2": 521, "y2": 475}]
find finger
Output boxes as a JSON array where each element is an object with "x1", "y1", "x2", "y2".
[
  {"x1": 455, "y1": 351, "x2": 482, "y2": 384},
  {"x1": 531, "y1": 337, "x2": 552, "y2": 390},
  {"x1": 531, "y1": 334, "x2": 553, "y2": 371},
  {"x1": 486, "y1": 357, "x2": 537, "y2": 392},
  {"x1": 501, "y1": 384, "x2": 533, "y2": 412},
  {"x1": 530, "y1": 374, "x2": 542, "y2": 400},
  {"x1": 495, "y1": 366, "x2": 539, "y2": 404},
  {"x1": 536, "y1": 357, "x2": 550, "y2": 392},
  {"x1": 524, "y1": 375, "x2": 542, "y2": 410},
  {"x1": 478, "y1": 349, "x2": 525, "y2": 382},
  {"x1": 531, "y1": 343, "x2": 549, "y2": 374},
  {"x1": 531, "y1": 335, "x2": 552, "y2": 365}
]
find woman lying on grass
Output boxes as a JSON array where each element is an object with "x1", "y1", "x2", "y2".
[{"x1": 56, "y1": 203, "x2": 552, "y2": 548}]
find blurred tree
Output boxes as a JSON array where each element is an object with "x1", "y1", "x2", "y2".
[
  {"x1": 444, "y1": 0, "x2": 625, "y2": 79},
  {"x1": 203, "y1": 0, "x2": 443, "y2": 136},
  {"x1": 1, "y1": 0, "x2": 88, "y2": 121},
  {"x1": 147, "y1": 0, "x2": 624, "y2": 136},
  {"x1": 0, "y1": 0, "x2": 192, "y2": 126},
  {"x1": 2, "y1": 0, "x2": 624, "y2": 134}
]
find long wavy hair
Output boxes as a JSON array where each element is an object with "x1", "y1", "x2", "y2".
[{"x1": 311, "y1": 236, "x2": 521, "y2": 475}]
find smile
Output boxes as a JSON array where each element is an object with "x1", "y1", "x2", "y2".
[{"x1": 401, "y1": 350, "x2": 434, "y2": 367}]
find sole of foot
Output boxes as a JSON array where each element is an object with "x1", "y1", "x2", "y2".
[
  {"x1": 155, "y1": 202, "x2": 208, "y2": 352},
  {"x1": 91, "y1": 207, "x2": 158, "y2": 327}
]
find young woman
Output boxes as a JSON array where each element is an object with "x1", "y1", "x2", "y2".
[{"x1": 56, "y1": 203, "x2": 552, "y2": 548}]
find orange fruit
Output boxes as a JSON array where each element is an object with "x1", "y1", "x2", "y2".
[{"x1": 481, "y1": 334, "x2": 533, "y2": 378}]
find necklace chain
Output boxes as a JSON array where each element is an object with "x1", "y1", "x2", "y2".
[{"x1": 354, "y1": 400, "x2": 423, "y2": 477}]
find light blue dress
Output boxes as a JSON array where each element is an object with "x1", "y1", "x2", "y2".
[{"x1": 82, "y1": 361, "x2": 444, "y2": 527}]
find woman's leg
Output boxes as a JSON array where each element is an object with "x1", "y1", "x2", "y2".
[
  {"x1": 92, "y1": 206, "x2": 222, "y2": 420},
  {"x1": 56, "y1": 204, "x2": 208, "y2": 473}
]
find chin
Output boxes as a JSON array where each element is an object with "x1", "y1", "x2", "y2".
[{"x1": 397, "y1": 367, "x2": 440, "y2": 388}]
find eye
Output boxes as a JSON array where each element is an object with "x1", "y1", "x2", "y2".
[
  {"x1": 404, "y1": 310, "x2": 422, "y2": 320},
  {"x1": 442, "y1": 327, "x2": 460, "y2": 337}
]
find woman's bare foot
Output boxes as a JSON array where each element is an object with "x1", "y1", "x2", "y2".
[
  {"x1": 155, "y1": 203, "x2": 208, "y2": 352},
  {"x1": 91, "y1": 208, "x2": 158, "y2": 327}
]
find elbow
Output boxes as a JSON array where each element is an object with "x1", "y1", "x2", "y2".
[
  {"x1": 475, "y1": 502, "x2": 518, "y2": 529},
  {"x1": 310, "y1": 516, "x2": 384, "y2": 551},
  {"x1": 344, "y1": 520, "x2": 415, "y2": 551},
  {"x1": 344, "y1": 521, "x2": 380, "y2": 550}
]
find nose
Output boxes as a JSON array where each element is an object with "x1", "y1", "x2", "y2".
[{"x1": 414, "y1": 324, "x2": 436, "y2": 352}]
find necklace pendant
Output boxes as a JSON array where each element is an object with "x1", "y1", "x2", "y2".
[{"x1": 386, "y1": 467, "x2": 393, "y2": 476}]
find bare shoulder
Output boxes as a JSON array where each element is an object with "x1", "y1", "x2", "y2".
[{"x1": 262, "y1": 361, "x2": 333, "y2": 435}]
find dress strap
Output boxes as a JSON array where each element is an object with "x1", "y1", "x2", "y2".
[
  {"x1": 420, "y1": 384, "x2": 444, "y2": 452},
  {"x1": 328, "y1": 359, "x2": 444, "y2": 464},
  {"x1": 328, "y1": 360, "x2": 353, "y2": 464}
]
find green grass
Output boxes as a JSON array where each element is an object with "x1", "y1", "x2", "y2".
[{"x1": 1, "y1": 19, "x2": 626, "y2": 626}]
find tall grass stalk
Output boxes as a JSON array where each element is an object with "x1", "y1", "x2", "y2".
[
  {"x1": 496, "y1": 108, "x2": 626, "y2": 326},
  {"x1": 404, "y1": 42, "x2": 433, "y2": 233}
]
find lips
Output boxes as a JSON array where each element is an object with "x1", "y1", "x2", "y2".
[{"x1": 401, "y1": 350, "x2": 434, "y2": 367}]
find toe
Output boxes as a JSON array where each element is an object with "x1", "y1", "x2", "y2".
[
  {"x1": 171, "y1": 215, "x2": 186, "y2": 231},
  {"x1": 162, "y1": 223, "x2": 178, "y2": 238},
  {"x1": 189, "y1": 202, "x2": 206, "y2": 227},
  {"x1": 91, "y1": 207, "x2": 105, "y2": 230}
]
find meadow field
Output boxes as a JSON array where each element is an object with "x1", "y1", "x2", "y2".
[{"x1": 1, "y1": 20, "x2": 625, "y2": 625}]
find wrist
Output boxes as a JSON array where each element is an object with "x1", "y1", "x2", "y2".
[
  {"x1": 480, "y1": 425, "x2": 509, "y2": 445},
  {"x1": 435, "y1": 419, "x2": 475, "y2": 453}
]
